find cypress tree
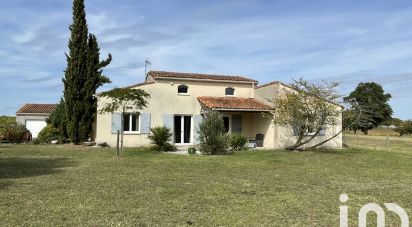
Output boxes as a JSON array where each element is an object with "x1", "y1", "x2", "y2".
[
  {"x1": 48, "y1": 98, "x2": 68, "y2": 140},
  {"x1": 63, "y1": 0, "x2": 89, "y2": 144},
  {"x1": 79, "y1": 34, "x2": 112, "y2": 140}
]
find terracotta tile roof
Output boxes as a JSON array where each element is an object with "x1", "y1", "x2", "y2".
[
  {"x1": 16, "y1": 104, "x2": 57, "y2": 114},
  {"x1": 198, "y1": 96, "x2": 272, "y2": 111},
  {"x1": 148, "y1": 71, "x2": 257, "y2": 83}
]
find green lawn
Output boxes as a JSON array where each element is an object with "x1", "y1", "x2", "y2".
[
  {"x1": 0, "y1": 142, "x2": 411, "y2": 226},
  {"x1": 344, "y1": 133, "x2": 412, "y2": 153}
]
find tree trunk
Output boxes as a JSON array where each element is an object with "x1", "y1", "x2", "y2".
[
  {"x1": 286, "y1": 130, "x2": 306, "y2": 150},
  {"x1": 301, "y1": 129, "x2": 343, "y2": 150}
]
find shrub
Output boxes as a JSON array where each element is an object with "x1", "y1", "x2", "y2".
[
  {"x1": 32, "y1": 139, "x2": 40, "y2": 145},
  {"x1": 148, "y1": 126, "x2": 176, "y2": 151},
  {"x1": 229, "y1": 133, "x2": 248, "y2": 151},
  {"x1": 3, "y1": 123, "x2": 28, "y2": 143},
  {"x1": 0, "y1": 116, "x2": 16, "y2": 138},
  {"x1": 395, "y1": 120, "x2": 412, "y2": 136},
  {"x1": 188, "y1": 147, "x2": 197, "y2": 155},
  {"x1": 47, "y1": 100, "x2": 68, "y2": 140},
  {"x1": 197, "y1": 111, "x2": 228, "y2": 155},
  {"x1": 37, "y1": 124, "x2": 62, "y2": 144}
]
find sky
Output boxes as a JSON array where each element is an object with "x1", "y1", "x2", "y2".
[{"x1": 1, "y1": 0, "x2": 412, "y2": 119}]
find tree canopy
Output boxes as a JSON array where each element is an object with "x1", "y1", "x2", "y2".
[
  {"x1": 272, "y1": 79, "x2": 342, "y2": 150},
  {"x1": 343, "y1": 82, "x2": 392, "y2": 133},
  {"x1": 98, "y1": 88, "x2": 150, "y2": 114},
  {"x1": 395, "y1": 120, "x2": 412, "y2": 136}
]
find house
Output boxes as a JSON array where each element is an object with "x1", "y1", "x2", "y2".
[
  {"x1": 16, "y1": 104, "x2": 56, "y2": 138},
  {"x1": 95, "y1": 71, "x2": 342, "y2": 149}
]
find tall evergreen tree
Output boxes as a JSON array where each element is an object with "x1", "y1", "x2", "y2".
[
  {"x1": 63, "y1": 0, "x2": 112, "y2": 143},
  {"x1": 79, "y1": 34, "x2": 112, "y2": 140},
  {"x1": 63, "y1": 0, "x2": 89, "y2": 144}
]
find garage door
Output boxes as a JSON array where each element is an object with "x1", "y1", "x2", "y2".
[{"x1": 26, "y1": 120, "x2": 47, "y2": 138}]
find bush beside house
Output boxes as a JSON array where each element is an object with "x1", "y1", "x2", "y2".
[
  {"x1": 229, "y1": 133, "x2": 248, "y2": 151},
  {"x1": 148, "y1": 126, "x2": 176, "y2": 152},
  {"x1": 37, "y1": 124, "x2": 65, "y2": 144},
  {"x1": 197, "y1": 111, "x2": 228, "y2": 155}
]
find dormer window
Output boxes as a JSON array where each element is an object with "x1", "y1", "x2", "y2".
[
  {"x1": 225, "y1": 87, "x2": 235, "y2": 96},
  {"x1": 178, "y1": 84, "x2": 188, "y2": 94}
]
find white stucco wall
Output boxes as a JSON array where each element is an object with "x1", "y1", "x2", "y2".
[
  {"x1": 95, "y1": 79, "x2": 256, "y2": 147},
  {"x1": 255, "y1": 82, "x2": 343, "y2": 149},
  {"x1": 95, "y1": 78, "x2": 342, "y2": 149}
]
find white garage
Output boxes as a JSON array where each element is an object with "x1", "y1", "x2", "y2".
[
  {"x1": 25, "y1": 120, "x2": 47, "y2": 138},
  {"x1": 16, "y1": 104, "x2": 57, "y2": 139}
]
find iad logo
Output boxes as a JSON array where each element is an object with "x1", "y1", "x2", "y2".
[{"x1": 339, "y1": 194, "x2": 409, "y2": 227}]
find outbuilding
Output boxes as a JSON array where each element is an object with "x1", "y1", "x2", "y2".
[{"x1": 16, "y1": 104, "x2": 56, "y2": 138}]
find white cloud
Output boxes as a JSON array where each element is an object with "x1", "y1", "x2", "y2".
[{"x1": 1, "y1": 1, "x2": 412, "y2": 118}]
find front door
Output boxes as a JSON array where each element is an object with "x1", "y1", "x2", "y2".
[
  {"x1": 231, "y1": 115, "x2": 242, "y2": 133},
  {"x1": 174, "y1": 115, "x2": 192, "y2": 144},
  {"x1": 223, "y1": 116, "x2": 230, "y2": 133}
]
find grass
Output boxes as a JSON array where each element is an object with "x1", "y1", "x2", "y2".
[
  {"x1": 0, "y1": 142, "x2": 411, "y2": 226},
  {"x1": 344, "y1": 133, "x2": 412, "y2": 153}
]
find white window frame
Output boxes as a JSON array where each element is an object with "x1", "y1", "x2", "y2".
[
  {"x1": 225, "y1": 87, "x2": 235, "y2": 96},
  {"x1": 123, "y1": 113, "x2": 141, "y2": 134},
  {"x1": 306, "y1": 126, "x2": 326, "y2": 136},
  {"x1": 177, "y1": 84, "x2": 189, "y2": 95},
  {"x1": 174, "y1": 115, "x2": 193, "y2": 145}
]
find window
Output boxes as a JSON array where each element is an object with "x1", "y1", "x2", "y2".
[
  {"x1": 225, "y1": 87, "x2": 235, "y2": 96},
  {"x1": 293, "y1": 125, "x2": 325, "y2": 136},
  {"x1": 307, "y1": 126, "x2": 325, "y2": 136},
  {"x1": 123, "y1": 113, "x2": 140, "y2": 132},
  {"x1": 178, "y1": 85, "x2": 188, "y2": 94}
]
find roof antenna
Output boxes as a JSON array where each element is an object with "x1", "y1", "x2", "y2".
[{"x1": 144, "y1": 59, "x2": 151, "y2": 81}]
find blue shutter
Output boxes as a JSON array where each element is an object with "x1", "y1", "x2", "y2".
[
  {"x1": 140, "y1": 113, "x2": 151, "y2": 134},
  {"x1": 162, "y1": 114, "x2": 174, "y2": 130},
  {"x1": 193, "y1": 114, "x2": 203, "y2": 144},
  {"x1": 111, "y1": 113, "x2": 122, "y2": 134},
  {"x1": 162, "y1": 114, "x2": 174, "y2": 142}
]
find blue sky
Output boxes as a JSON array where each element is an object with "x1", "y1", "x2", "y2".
[{"x1": 1, "y1": 0, "x2": 412, "y2": 119}]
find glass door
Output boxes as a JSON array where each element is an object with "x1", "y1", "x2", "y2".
[
  {"x1": 174, "y1": 116, "x2": 182, "y2": 143},
  {"x1": 174, "y1": 115, "x2": 192, "y2": 144}
]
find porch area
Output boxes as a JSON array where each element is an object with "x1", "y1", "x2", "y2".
[{"x1": 197, "y1": 96, "x2": 274, "y2": 148}]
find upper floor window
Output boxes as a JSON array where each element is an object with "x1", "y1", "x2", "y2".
[
  {"x1": 178, "y1": 85, "x2": 188, "y2": 94},
  {"x1": 123, "y1": 113, "x2": 140, "y2": 132},
  {"x1": 225, "y1": 87, "x2": 235, "y2": 96}
]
